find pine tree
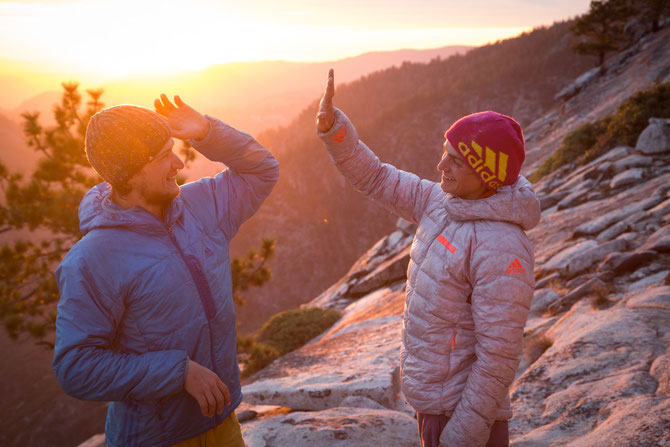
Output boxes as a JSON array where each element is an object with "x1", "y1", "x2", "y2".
[
  {"x1": 571, "y1": 0, "x2": 638, "y2": 66},
  {"x1": 0, "y1": 83, "x2": 274, "y2": 346},
  {"x1": 637, "y1": 0, "x2": 670, "y2": 31}
]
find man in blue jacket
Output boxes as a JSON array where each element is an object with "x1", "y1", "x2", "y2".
[{"x1": 52, "y1": 94, "x2": 279, "y2": 447}]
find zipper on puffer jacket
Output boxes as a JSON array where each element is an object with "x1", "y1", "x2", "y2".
[
  {"x1": 165, "y1": 225, "x2": 221, "y2": 371},
  {"x1": 166, "y1": 225, "x2": 217, "y2": 318},
  {"x1": 165, "y1": 224, "x2": 222, "y2": 428},
  {"x1": 451, "y1": 306, "x2": 468, "y2": 350}
]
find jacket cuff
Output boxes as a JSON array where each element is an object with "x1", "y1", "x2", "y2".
[
  {"x1": 180, "y1": 354, "x2": 190, "y2": 390},
  {"x1": 317, "y1": 108, "x2": 344, "y2": 139},
  {"x1": 163, "y1": 350, "x2": 191, "y2": 397},
  {"x1": 317, "y1": 108, "x2": 360, "y2": 163}
]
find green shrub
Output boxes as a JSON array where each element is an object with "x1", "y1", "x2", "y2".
[
  {"x1": 573, "y1": 117, "x2": 612, "y2": 165},
  {"x1": 240, "y1": 340, "x2": 280, "y2": 378},
  {"x1": 257, "y1": 307, "x2": 341, "y2": 355},
  {"x1": 605, "y1": 82, "x2": 670, "y2": 147},
  {"x1": 530, "y1": 81, "x2": 670, "y2": 182},
  {"x1": 236, "y1": 307, "x2": 341, "y2": 378},
  {"x1": 530, "y1": 118, "x2": 610, "y2": 183}
]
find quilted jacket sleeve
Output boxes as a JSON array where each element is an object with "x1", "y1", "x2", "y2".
[
  {"x1": 318, "y1": 108, "x2": 436, "y2": 224},
  {"x1": 52, "y1": 250, "x2": 189, "y2": 402},
  {"x1": 440, "y1": 225, "x2": 535, "y2": 447},
  {"x1": 181, "y1": 115, "x2": 280, "y2": 239}
]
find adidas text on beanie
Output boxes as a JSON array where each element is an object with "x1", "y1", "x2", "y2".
[{"x1": 445, "y1": 111, "x2": 525, "y2": 191}]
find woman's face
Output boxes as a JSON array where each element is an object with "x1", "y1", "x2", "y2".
[{"x1": 437, "y1": 140, "x2": 491, "y2": 200}]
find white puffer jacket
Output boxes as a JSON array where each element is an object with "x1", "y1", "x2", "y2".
[{"x1": 319, "y1": 109, "x2": 541, "y2": 447}]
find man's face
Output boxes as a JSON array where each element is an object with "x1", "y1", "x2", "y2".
[
  {"x1": 128, "y1": 138, "x2": 185, "y2": 207},
  {"x1": 437, "y1": 140, "x2": 490, "y2": 200}
]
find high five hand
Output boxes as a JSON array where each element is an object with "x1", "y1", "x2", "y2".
[
  {"x1": 154, "y1": 94, "x2": 210, "y2": 141},
  {"x1": 316, "y1": 69, "x2": 335, "y2": 134}
]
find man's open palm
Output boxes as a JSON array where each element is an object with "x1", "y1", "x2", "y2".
[{"x1": 154, "y1": 94, "x2": 210, "y2": 141}]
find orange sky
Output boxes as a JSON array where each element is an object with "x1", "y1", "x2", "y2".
[{"x1": 1, "y1": 0, "x2": 591, "y2": 80}]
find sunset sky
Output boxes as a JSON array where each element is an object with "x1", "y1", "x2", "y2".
[{"x1": 1, "y1": 0, "x2": 591, "y2": 79}]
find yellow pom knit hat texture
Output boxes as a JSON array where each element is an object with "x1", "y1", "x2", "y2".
[{"x1": 85, "y1": 105, "x2": 172, "y2": 186}]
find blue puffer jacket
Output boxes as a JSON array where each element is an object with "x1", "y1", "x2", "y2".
[{"x1": 52, "y1": 115, "x2": 279, "y2": 447}]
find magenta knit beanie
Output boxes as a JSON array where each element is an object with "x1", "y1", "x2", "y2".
[
  {"x1": 85, "y1": 105, "x2": 172, "y2": 186},
  {"x1": 445, "y1": 111, "x2": 525, "y2": 191}
]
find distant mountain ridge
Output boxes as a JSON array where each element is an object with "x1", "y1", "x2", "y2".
[{"x1": 0, "y1": 45, "x2": 471, "y2": 129}]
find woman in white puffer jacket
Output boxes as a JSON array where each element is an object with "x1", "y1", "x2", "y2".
[{"x1": 316, "y1": 70, "x2": 541, "y2": 447}]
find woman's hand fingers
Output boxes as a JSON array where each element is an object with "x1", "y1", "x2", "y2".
[
  {"x1": 319, "y1": 69, "x2": 334, "y2": 110},
  {"x1": 316, "y1": 68, "x2": 335, "y2": 133},
  {"x1": 324, "y1": 68, "x2": 334, "y2": 106}
]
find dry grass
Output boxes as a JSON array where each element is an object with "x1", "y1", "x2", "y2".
[
  {"x1": 524, "y1": 333, "x2": 554, "y2": 365},
  {"x1": 589, "y1": 282, "x2": 613, "y2": 310},
  {"x1": 542, "y1": 304, "x2": 561, "y2": 318},
  {"x1": 538, "y1": 277, "x2": 569, "y2": 317},
  {"x1": 545, "y1": 277, "x2": 569, "y2": 296}
]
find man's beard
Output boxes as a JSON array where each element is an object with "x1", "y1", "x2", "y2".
[{"x1": 145, "y1": 185, "x2": 181, "y2": 207}]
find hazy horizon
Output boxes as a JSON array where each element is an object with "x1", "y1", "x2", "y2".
[
  {"x1": 1, "y1": 0, "x2": 594, "y2": 113},
  {"x1": 0, "y1": 45, "x2": 474, "y2": 113},
  {"x1": 1, "y1": 0, "x2": 591, "y2": 79}
]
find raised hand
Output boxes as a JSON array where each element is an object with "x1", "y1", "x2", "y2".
[
  {"x1": 154, "y1": 94, "x2": 210, "y2": 141},
  {"x1": 183, "y1": 359, "x2": 231, "y2": 418},
  {"x1": 316, "y1": 68, "x2": 335, "y2": 133}
]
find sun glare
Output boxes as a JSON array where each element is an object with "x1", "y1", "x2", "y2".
[
  {"x1": 1, "y1": 0, "x2": 244, "y2": 78},
  {"x1": 0, "y1": 0, "x2": 531, "y2": 81}
]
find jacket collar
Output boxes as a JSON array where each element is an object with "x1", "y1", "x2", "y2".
[
  {"x1": 443, "y1": 175, "x2": 541, "y2": 231},
  {"x1": 78, "y1": 182, "x2": 184, "y2": 236}
]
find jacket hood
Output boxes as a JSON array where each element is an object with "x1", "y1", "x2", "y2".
[
  {"x1": 443, "y1": 175, "x2": 541, "y2": 231},
  {"x1": 78, "y1": 182, "x2": 183, "y2": 236}
]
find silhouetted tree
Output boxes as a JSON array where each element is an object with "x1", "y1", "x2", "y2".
[
  {"x1": 0, "y1": 83, "x2": 274, "y2": 346},
  {"x1": 571, "y1": 0, "x2": 637, "y2": 66},
  {"x1": 636, "y1": 0, "x2": 670, "y2": 31},
  {"x1": 231, "y1": 238, "x2": 275, "y2": 307}
]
